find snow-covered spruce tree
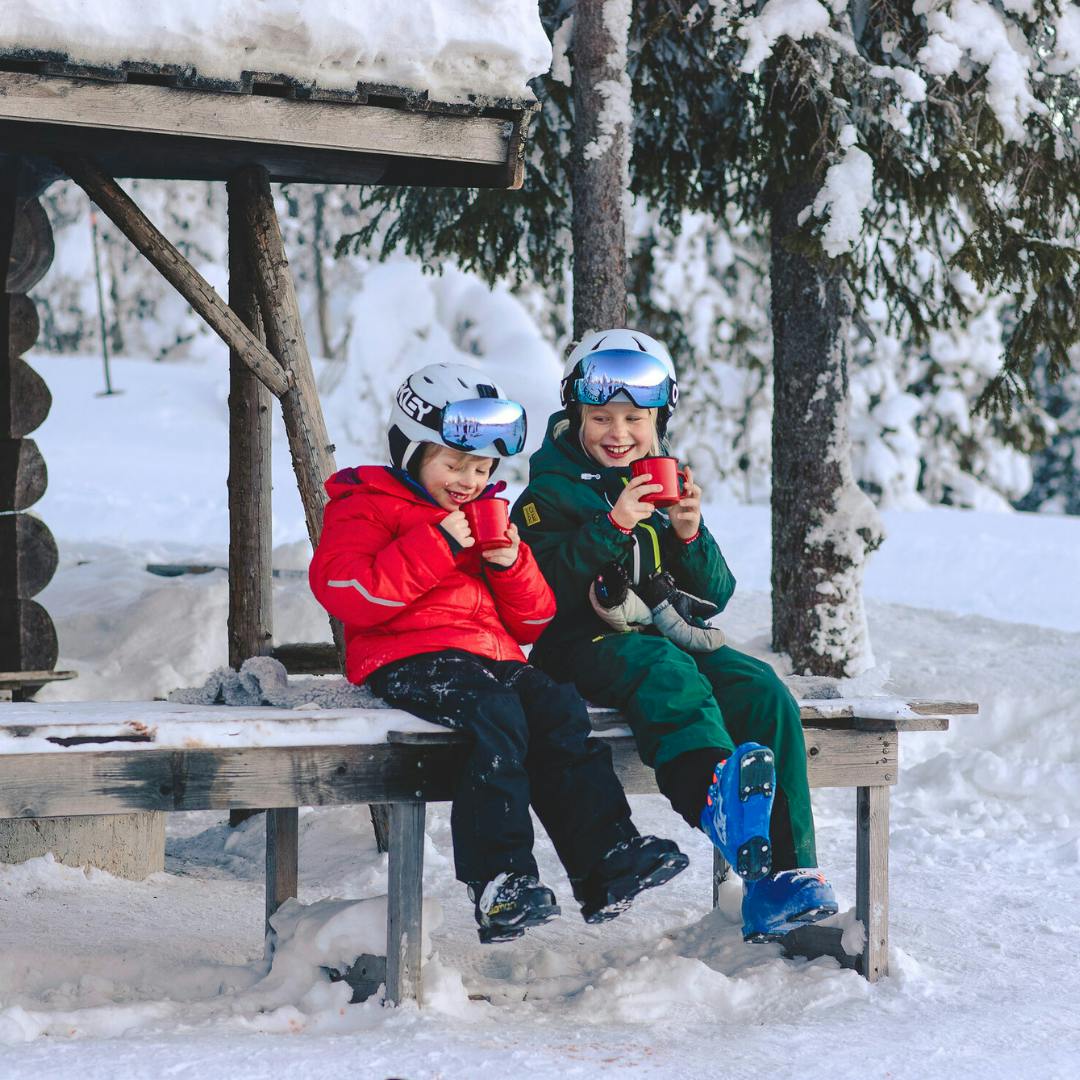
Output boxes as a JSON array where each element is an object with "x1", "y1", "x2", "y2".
[
  {"x1": 635, "y1": 2, "x2": 1080, "y2": 675},
  {"x1": 340, "y1": 2, "x2": 1080, "y2": 676},
  {"x1": 633, "y1": 207, "x2": 1055, "y2": 512}
]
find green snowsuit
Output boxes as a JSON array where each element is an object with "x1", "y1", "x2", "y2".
[{"x1": 511, "y1": 412, "x2": 817, "y2": 869}]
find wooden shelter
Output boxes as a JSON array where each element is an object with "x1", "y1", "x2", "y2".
[{"x1": 0, "y1": 52, "x2": 536, "y2": 872}]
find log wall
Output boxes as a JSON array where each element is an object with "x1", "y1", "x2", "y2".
[{"x1": 1, "y1": 163, "x2": 59, "y2": 685}]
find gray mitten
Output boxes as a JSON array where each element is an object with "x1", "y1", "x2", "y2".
[
  {"x1": 640, "y1": 572, "x2": 726, "y2": 652},
  {"x1": 589, "y1": 561, "x2": 652, "y2": 634}
]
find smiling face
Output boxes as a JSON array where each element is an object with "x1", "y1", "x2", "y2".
[
  {"x1": 416, "y1": 444, "x2": 494, "y2": 510},
  {"x1": 580, "y1": 402, "x2": 659, "y2": 467}
]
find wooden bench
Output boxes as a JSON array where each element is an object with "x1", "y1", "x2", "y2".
[{"x1": 0, "y1": 697, "x2": 975, "y2": 1003}]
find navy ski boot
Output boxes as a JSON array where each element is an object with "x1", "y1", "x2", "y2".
[
  {"x1": 574, "y1": 835, "x2": 689, "y2": 923},
  {"x1": 470, "y1": 872, "x2": 561, "y2": 943},
  {"x1": 699, "y1": 742, "x2": 776, "y2": 881},
  {"x1": 741, "y1": 869, "x2": 839, "y2": 942}
]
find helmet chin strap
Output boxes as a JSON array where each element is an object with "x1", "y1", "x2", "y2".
[{"x1": 401, "y1": 440, "x2": 422, "y2": 472}]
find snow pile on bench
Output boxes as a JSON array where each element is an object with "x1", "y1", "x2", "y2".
[{"x1": 0, "y1": 0, "x2": 552, "y2": 102}]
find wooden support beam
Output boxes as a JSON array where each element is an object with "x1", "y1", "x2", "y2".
[
  {"x1": 226, "y1": 185, "x2": 273, "y2": 670},
  {"x1": 4, "y1": 72, "x2": 514, "y2": 168},
  {"x1": 386, "y1": 801, "x2": 426, "y2": 1006},
  {"x1": 229, "y1": 166, "x2": 333, "y2": 551},
  {"x1": 58, "y1": 156, "x2": 290, "y2": 398},
  {"x1": 265, "y1": 806, "x2": 299, "y2": 936},
  {"x1": 229, "y1": 166, "x2": 386, "y2": 844},
  {"x1": 226, "y1": 182, "x2": 275, "y2": 832},
  {"x1": 856, "y1": 785, "x2": 890, "y2": 980}
]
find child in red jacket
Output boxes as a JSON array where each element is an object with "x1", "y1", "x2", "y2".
[{"x1": 310, "y1": 363, "x2": 688, "y2": 943}]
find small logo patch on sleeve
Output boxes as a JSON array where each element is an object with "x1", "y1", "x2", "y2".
[{"x1": 522, "y1": 502, "x2": 541, "y2": 527}]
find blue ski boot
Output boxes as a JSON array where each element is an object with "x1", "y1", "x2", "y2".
[
  {"x1": 742, "y1": 869, "x2": 839, "y2": 942},
  {"x1": 699, "y1": 742, "x2": 775, "y2": 881}
]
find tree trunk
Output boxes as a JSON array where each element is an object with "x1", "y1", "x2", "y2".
[
  {"x1": 570, "y1": 0, "x2": 631, "y2": 338},
  {"x1": 769, "y1": 181, "x2": 883, "y2": 677}
]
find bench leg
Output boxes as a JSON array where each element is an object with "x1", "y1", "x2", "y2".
[
  {"x1": 265, "y1": 807, "x2": 298, "y2": 938},
  {"x1": 386, "y1": 801, "x2": 426, "y2": 1006},
  {"x1": 712, "y1": 847, "x2": 729, "y2": 909},
  {"x1": 856, "y1": 785, "x2": 890, "y2": 981}
]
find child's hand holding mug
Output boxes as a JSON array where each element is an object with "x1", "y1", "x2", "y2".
[
  {"x1": 439, "y1": 509, "x2": 475, "y2": 548},
  {"x1": 668, "y1": 464, "x2": 702, "y2": 540},
  {"x1": 482, "y1": 522, "x2": 521, "y2": 568},
  {"x1": 610, "y1": 473, "x2": 665, "y2": 531}
]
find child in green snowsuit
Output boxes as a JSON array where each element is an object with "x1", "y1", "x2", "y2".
[{"x1": 511, "y1": 328, "x2": 837, "y2": 941}]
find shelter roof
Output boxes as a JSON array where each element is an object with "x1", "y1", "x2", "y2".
[{"x1": 0, "y1": 53, "x2": 536, "y2": 188}]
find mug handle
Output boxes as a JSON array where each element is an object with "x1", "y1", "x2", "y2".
[{"x1": 676, "y1": 469, "x2": 689, "y2": 499}]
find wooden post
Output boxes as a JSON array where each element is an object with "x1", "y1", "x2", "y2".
[
  {"x1": 856, "y1": 784, "x2": 890, "y2": 981},
  {"x1": 229, "y1": 166, "x2": 334, "y2": 552},
  {"x1": 58, "y1": 157, "x2": 290, "y2": 398},
  {"x1": 386, "y1": 801, "x2": 426, "y2": 1006},
  {"x1": 232, "y1": 164, "x2": 389, "y2": 853},
  {"x1": 226, "y1": 182, "x2": 274, "y2": 831},
  {"x1": 265, "y1": 806, "x2": 299, "y2": 936},
  {"x1": 226, "y1": 183, "x2": 273, "y2": 671}
]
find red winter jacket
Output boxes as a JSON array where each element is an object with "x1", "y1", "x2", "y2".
[{"x1": 309, "y1": 466, "x2": 556, "y2": 684}]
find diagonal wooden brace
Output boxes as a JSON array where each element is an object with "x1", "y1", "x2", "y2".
[
  {"x1": 58, "y1": 156, "x2": 290, "y2": 398},
  {"x1": 228, "y1": 165, "x2": 336, "y2": 553}
]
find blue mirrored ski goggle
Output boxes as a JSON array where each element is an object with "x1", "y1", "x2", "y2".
[
  {"x1": 571, "y1": 349, "x2": 676, "y2": 409},
  {"x1": 420, "y1": 397, "x2": 528, "y2": 456}
]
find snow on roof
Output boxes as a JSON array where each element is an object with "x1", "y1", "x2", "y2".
[{"x1": 0, "y1": 0, "x2": 552, "y2": 104}]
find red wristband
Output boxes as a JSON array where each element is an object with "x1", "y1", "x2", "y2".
[
  {"x1": 680, "y1": 530, "x2": 700, "y2": 545},
  {"x1": 607, "y1": 512, "x2": 633, "y2": 535}
]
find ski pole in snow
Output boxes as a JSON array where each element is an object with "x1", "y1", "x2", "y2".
[{"x1": 89, "y1": 206, "x2": 121, "y2": 396}]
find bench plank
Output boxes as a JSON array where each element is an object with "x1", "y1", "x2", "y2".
[
  {"x1": 0, "y1": 726, "x2": 900, "y2": 819},
  {"x1": 0, "y1": 698, "x2": 967, "y2": 750},
  {"x1": 856, "y1": 785, "x2": 890, "y2": 981}
]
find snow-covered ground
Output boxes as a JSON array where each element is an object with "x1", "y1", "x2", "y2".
[{"x1": 3, "y1": 353, "x2": 1080, "y2": 1077}]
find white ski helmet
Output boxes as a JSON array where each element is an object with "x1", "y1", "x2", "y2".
[
  {"x1": 562, "y1": 328, "x2": 678, "y2": 435},
  {"x1": 388, "y1": 362, "x2": 528, "y2": 475}
]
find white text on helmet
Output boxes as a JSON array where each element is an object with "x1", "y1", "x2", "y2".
[{"x1": 396, "y1": 383, "x2": 435, "y2": 421}]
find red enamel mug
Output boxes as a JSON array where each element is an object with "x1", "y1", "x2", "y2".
[
  {"x1": 464, "y1": 497, "x2": 511, "y2": 550},
  {"x1": 630, "y1": 455, "x2": 688, "y2": 508}
]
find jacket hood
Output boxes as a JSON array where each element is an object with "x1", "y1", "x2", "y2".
[
  {"x1": 528, "y1": 410, "x2": 630, "y2": 485},
  {"x1": 324, "y1": 465, "x2": 506, "y2": 505}
]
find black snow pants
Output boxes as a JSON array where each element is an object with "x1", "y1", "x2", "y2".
[{"x1": 367, "y1": 650, "x2": 638, "y2": 888}]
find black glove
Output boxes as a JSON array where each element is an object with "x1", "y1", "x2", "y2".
[
  {"x1": 594, "y1": 561, "x2": 631, "y2": 611},
  {"x1": 641, "y1": 571, "x2": 719, "y2": 627}
]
